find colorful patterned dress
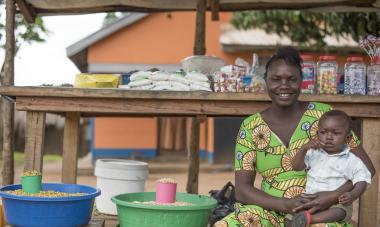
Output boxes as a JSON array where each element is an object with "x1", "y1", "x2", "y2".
[{"x1": 214, "y1": 102, "x2": 359, "y2": 227}]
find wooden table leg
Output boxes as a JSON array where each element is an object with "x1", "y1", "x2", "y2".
[
  {"x1": 24, "y1": 111, "x2": 46, "y2": 172},
  {"x1": 186, "y1": 116, "x2": 200, "y2": 194},
  {"x1": 62, "y1": 112, "x2": 80, "y2": 184},
  {"x1": 359, "y1": 118, "x2": 380, "y2": 226}
]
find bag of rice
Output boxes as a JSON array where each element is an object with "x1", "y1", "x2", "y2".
[
  {"x1": 171, "y1": 81, "x2": 191, "y2": 91},
  {"x1": 154, "y1": 81, "x2": 172, "y2": 87},
  {"x1": 130, "y1": 71, "x2": 152, "y2": 81},
  {"x1": 128, "y1": 79, "x2": 152, "y2": 87},
  {"x1": 185, "y1": 72, "x2": 209, "y2": 82},
  {"x1": 190, "y1": 80, "x2": 210, "y2": 88},
  {"x1": 169, "y1": 73, "x2": 190, "y2": 85},
  {"x1": 129, "y1": 84, "x2": 155, "y2": 90},
  {"x1": 149, "y1": 71, "x2": 171, "y2": 81},
  {"x1": 190, "y1": 84, "x2": 212, "y2": 91}
]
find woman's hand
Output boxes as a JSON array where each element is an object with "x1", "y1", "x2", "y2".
[
  {"x1": 293, "y1": 191, "x2": 338, "y2": 214},
  {"x1": 284, "y1": 196, "x2": 313, "y2": 214}
]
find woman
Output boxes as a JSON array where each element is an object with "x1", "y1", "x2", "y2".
[{"x1": 214, "y1": 47, "x2": 375, "y2": 227}]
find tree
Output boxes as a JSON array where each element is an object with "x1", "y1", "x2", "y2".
[
  {"x1": 0, "y1": 2, "x2": 48, "y2": 184},
  {"x1": 231, "y1": 11, "x2": 380, "y2": 48},
  {"x1": 0, "y1": 3, "x2": 48, "y2": 83}
]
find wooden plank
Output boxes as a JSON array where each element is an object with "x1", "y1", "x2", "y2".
[
  {"x1": 186, "y1": 116, "x2": 201, "y2": 194},
  {"x1": 211, "y1": 0, "x2": 220, "y2": 21},
  {"x1": 1, "y1": 86, "x2": 380, "y2": 103},
  {"x1": 359, "y1": 118, "x2": 380, "y2": 227},
  {"x1": 194, "y1": 0, "x2": 206, "y2": 55},
  {"x1": 18, "y1": 0, "x2": 378, "y2": 17},
  {"x1": 62, "y1": 112, "x2": 80, "y2": 183},
  {"x1": 24, "y1": 111, "x2": 45, "y2": 172},
  {"x1": 14, "y1": 96, "x2": 380, "y2": 118},
  {"x1": 15, "y1": 96, "x2": 271, "y2": 116}
]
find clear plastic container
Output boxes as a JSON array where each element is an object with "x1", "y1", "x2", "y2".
[
  {"x1": 367, "y1": 56, "x2": 380, "y2": 96},
  {"x1": 300, "y1": 55, "x2": 316, "y2": 94},
  {"x1": 317, "y1": 55, "x2": 338, "y2": 94},
  {"x1": 344, "y1": 56, "x2": 366, "y2": 95}
]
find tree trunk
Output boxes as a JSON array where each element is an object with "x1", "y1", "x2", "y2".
[{"x1": 2, "y1": 0, "x2": 16, "y2": 185}]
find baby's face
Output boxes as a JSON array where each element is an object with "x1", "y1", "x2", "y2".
[{"x1": 317, "y1": 116, "x2": 350, "y2": 154}]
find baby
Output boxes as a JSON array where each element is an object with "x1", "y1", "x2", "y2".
[{"x1": 287, "y1": 109, "x2": 371, "y2": 227}]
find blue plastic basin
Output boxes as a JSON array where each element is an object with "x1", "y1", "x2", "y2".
[{"x1": 0, "y1": 183, "x2": 101, "y2": 227}]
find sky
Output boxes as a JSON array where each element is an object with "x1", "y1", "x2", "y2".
[{"x1": 0, "y1": 13, "x2": 106, "y2": 86}]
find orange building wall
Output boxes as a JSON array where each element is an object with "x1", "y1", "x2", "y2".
[
  {"x1": 91, "y1": 12, "x2": 237, "y2": 154},
  {"x1": 88, "y1": 12, "x2": 250, "y2": 65},
  {"x1": 94, "y1": 117, "x2": 156, "y2": 149}
]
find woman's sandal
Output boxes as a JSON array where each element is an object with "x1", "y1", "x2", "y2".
[{"x1": 291, "y1": 210, "x2": 311, "y2": 227}]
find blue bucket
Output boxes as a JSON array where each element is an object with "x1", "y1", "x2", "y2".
[{"x1": 0, "y1": 183, "x2": 101, "y2": 227}]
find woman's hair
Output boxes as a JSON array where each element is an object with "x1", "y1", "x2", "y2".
[{"x1": 264, "y1": 46, "x2": 303, "y2": 80}]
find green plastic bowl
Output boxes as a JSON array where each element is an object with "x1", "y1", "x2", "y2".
[{"x1": 112, "y1": 192, "x2": 217, "y2": 227}]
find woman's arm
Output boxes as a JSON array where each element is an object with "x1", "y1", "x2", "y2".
[
  {"x1": 351, "y1": 145, "x2": 375, "y2": 177},
  {"x1": 235, "y1": 170, "x2": 308, "y2": 213}
]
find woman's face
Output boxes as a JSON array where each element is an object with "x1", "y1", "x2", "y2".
[{"x1": 266, "y1": 60, "x2": 302, "y2": 107}]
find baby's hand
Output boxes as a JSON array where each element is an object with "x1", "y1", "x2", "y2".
[
  {"x1": 339, "y1": 192, "x2": 354, "y2": 206},
  {"x1": 301, "y1": 139, "x2": 323, "y2": 151}
]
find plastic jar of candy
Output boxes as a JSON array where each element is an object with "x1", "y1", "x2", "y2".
[
  {"x1": 317, "y1": 55, "x2": 338, "y2": 94},
  {"x1": 367, "y1": 56, "x2": 380, "y2": 96},
  {"x1": 344, "y1": 56, "x2": 366, "y2": 95},
  {"x1": 300, "y1": 55, "x2": 316, "y2": 94}
]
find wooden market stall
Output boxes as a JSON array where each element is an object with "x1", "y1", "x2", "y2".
[{"x1": 2, "y1": 0, "x2": 380, "y2": 226}]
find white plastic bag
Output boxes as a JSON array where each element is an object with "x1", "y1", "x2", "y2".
[
  {"x1": 185, "y1": 72, "x2": 209, "y2": 82},
  {"x1": 130, "y1": 71, "x2": 152, "y2": 81}
]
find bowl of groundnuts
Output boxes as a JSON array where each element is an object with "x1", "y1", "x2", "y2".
[{"x1": 0, "y1": 182, "x2": 100, "y2": 227}]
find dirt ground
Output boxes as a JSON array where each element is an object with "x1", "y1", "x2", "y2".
[
  {"x1": 11, "y1": 153, "x2": 377, "y2": 227},
  {"x1": 13, "y1": 153, "x2": 235, "y2": 227}
]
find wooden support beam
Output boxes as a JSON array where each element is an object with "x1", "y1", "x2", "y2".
[
  {"x1": 359, "y1": 118, "x2": 380, "y2": 226},
  {"x1": 15, "y1": 0, "x2": 36, "y2": 23},
  {"x1": 193, "y1": 0, "x2": 206, "y2": 55},
  {"x1": 186, "y1": 116, "x2": 201, "y2": 194},
  {"x1": 24, "y1": 111, "x2": 45, "y2": 172},
  {"x1": 2, "y1": 0, "x2": 16, "y2": 185},
  {"x1": 62, "y1": 112, "x2": 80, "y2": 183},
  {"x1": 211, "y1": 0, "x2": 220, "y2": 21}
]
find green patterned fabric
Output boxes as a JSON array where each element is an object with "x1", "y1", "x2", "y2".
[{"x1": 214, "y1": 102, "x2": 360, "y2": 227}]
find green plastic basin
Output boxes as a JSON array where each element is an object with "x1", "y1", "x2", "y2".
[{"x1": 112, "y1": 192, "x2": 217, "y2": 227}]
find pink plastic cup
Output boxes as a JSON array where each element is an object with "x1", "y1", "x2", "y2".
[{"x1": 156, "y1": 182, "x2": 177, "y2": 203}]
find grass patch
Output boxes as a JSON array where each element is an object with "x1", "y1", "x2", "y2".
[{"x1": 13, "y1": 152, "x2": 62, "y2": 167}]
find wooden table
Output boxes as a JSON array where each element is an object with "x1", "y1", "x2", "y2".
[{"x1": 1, "y1": 86, "x2": 380, "y2": 226}]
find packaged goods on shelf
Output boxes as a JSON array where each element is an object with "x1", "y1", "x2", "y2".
[
  {"x1": 120, "y1": 70, "x2": 211, "y2": 91},
  {"x1": 360, "y1": 35, "x2": 380, "y2": 96},
  {"x1": 74, "y1": 74, "x2": 120, "y2": 88},
  {"x1": 300, "y1": 55, "x2": 316, "y2": 94},
  {"x1": 130, "y1": 71, "x2": 152, "y2": 81},
  {"x1": 317, "y1": 55, "x2": 338, "y2": 95},
  {"x1": 367, "y1": 59, "x2": 380, "y2": 96},
  {"x1": 344, "y1": 56, "x2": 366, "y2": 95}
]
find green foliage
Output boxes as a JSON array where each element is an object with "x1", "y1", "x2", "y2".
[
  {"x1": 0, "y1": 5, "x2": 49, "y2": 53},
  {"x1": 231, "y1": 11, "x2": 380, "y2": 47},
  {"x1": 102, "y1": 12, "x2": 129, "y2": 27}
]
